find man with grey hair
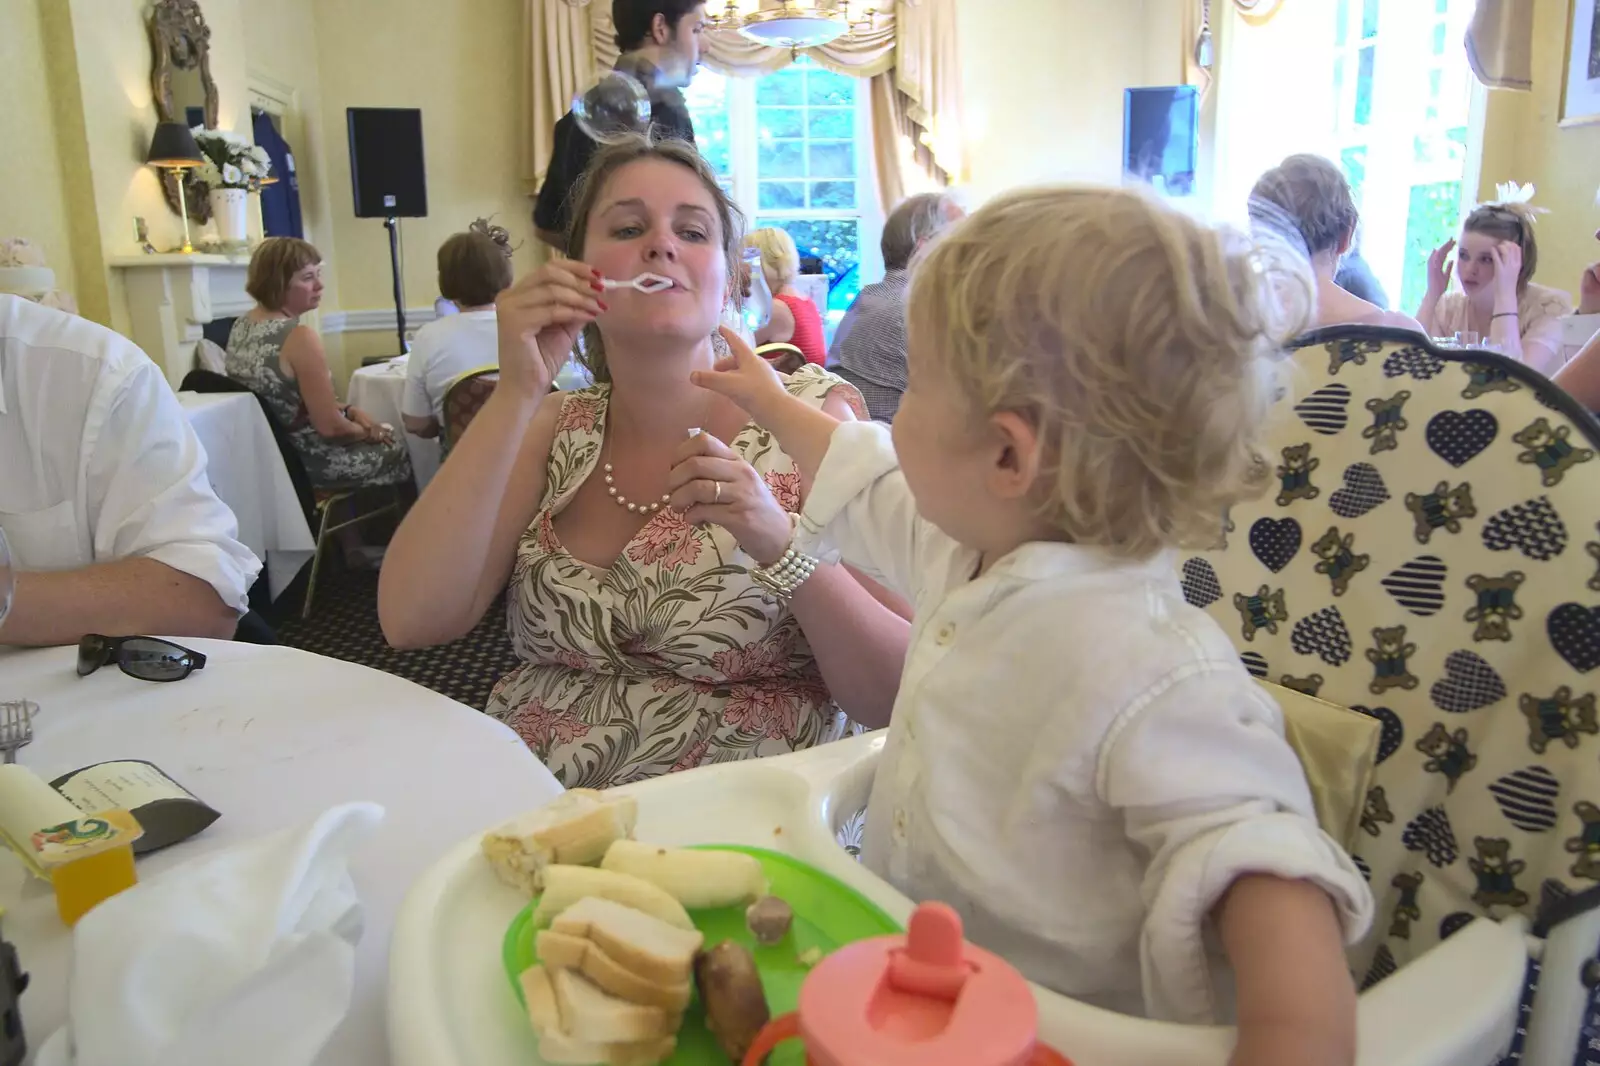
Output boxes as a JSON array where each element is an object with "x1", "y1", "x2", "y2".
[{"x1": 828, "y1": 191, "x2": 963, "y2": 421}]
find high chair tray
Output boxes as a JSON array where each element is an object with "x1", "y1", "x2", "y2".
[{"x1": 389, "y1": 734, "x2": 1528, "y2": 1066}]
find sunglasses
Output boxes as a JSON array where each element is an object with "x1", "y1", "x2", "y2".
[{"x1": 76, "y1": 635, "x2": 207, "y2": 683}]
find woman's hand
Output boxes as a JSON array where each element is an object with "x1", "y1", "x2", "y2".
[
  {"x1": 495, "y1": 260, "x2": 606, "y2": 400},
  {"x1": 691, "y1": 326, "x2": 791, "y2": 425},
  {"x1": 1492, "y1": 240, "x2": 1523, "y2": 309},
  {"x1": 1580, "y1": 262, "x2": 1600, "y2": 316},
  {"x1": 666, "y1": 431, "x2": 793, "y2": 566},
  {"x1": 345, "y1": 406, "x2": 393, "y2": 445},
  {"x1": 1425, "y1": 238, "x2": 1455, "y2": 297}
]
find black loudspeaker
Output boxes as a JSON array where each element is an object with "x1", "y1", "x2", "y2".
[{"x1": 347, "y1": 107, "x2": 427, "y2": 218}]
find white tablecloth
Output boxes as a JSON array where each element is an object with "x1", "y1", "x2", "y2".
[
  {"x1": 348, "y1": 358, "x2": 441, "y2": 491},
  {"x1": 0, "y1": 641, "x2": 562, "y2": 1066},
  {"x1": 177, "y1": 391, "x2": 316, "y2": 601}
]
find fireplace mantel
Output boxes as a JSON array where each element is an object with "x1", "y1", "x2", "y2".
[{"x1": 109, "y1": 253, "x2": 254, "y2": 389}]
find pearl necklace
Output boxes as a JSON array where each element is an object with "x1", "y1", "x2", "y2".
[{"x1": 602, "y1": 461, "x2": 672, "y2": 514}]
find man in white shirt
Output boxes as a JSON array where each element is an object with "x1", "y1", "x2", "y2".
[
  {"x1": 401, "y1": 229, "x2": 510, "y2": 444},
  {"x1": 0, "y1": 294, "x2": 260, "y2": 646}
]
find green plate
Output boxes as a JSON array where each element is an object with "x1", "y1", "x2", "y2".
[{"x1": 501, "y1": 845, "x2": 900, "y2": 1064}]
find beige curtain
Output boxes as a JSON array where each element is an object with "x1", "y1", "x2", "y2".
[
  {"x1": 524, "y1": 0, "x2": 965, "y2": 204},
  {"x1": 1465, "y1": 0, "x2": 1533, "y2": 91},
  {"x1": 523, "y1": 0, "x2": 596, "y2": 196}
]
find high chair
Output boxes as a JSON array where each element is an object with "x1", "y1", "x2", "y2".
[{"x1": 1178, "y1": 324, "x2": 1600, "y2": 1064}]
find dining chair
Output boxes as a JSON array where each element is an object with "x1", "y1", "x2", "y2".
[{"x1": 441, "y1": 366, "x2": 500, "y2": 457}]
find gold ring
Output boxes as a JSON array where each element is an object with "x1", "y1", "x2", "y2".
[{"x1": 714, "y1": 481, "x2": 722, "y2": 503}]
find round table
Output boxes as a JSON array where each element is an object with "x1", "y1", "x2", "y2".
[
  {"x1": 0, "y1": 641, "x2": 561, "y2": 1065},
  {"x1": 347, "y1": 358, "x2": 441, "y2": 491}
]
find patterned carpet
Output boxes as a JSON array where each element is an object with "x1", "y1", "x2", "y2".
[{"x1": 272, "y1": 566, "x2": 519, "y2": 710}]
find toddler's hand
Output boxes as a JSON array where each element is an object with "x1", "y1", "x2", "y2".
[{"x1": 692, "y1": 326, "x2": 790, "y2": 423}]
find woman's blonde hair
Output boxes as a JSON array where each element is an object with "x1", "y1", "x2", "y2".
[
  {"x1": 907, "y1": 184, "x2": 1313, "y2": 560},
  {"x1": 746, "y1": 227, "x2": 800, "y2": 289},
  {"x1": 565, "y1": 133, "x2": 745, "y2": 383},
  {"x1": 1463, "y1": 201, "x2": 1539, "y2": 294},
  {"x1": 246, "y1": 237, "x2": 321, "y2": 311},
  {"x1": 1250, "y1": 153, "x2": 1359, "y2": 259}
]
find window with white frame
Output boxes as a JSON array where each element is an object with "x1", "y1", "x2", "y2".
[
  {"x1": 684, "y1": 57, "x2": 883, "y2": 330},
  {"x1": 1213, "y1": 0, "x2": 1483, "y2": 315}
]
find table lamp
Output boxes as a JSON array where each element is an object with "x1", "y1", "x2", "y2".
[{"x1": 145, "y1": 122, "x2": 204, "y2": 254}]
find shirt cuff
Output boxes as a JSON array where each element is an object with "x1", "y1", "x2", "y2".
[
  {"x1": 1140, "y1": 812, "x2": 1375, "y2": 1024},
  {"x1": 143, "y1": 541, "x2": 262, "y2": 617},
  {"x1": 795, "y1": 420, "x2": 898, "y2": 559}
]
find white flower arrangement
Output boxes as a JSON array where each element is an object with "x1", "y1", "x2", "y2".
[{"x1": 191, "y1": 127, "x2": 272, "y2": 191}]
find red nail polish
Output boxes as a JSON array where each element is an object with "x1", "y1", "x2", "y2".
[
  {"x1": 598, "y1": 300, "x2": 609, "y2": 312},
  {"x1": 590, "y1": 280, "x2": 606, "y2": 293}
]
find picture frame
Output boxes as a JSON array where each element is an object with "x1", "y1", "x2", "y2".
[{"x1": 1561, "y1": 0, "x2": 1600, "y2": 126}]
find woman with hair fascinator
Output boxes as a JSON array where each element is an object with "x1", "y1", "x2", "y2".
[{"x1": 1416, "y1": 183, "x2": 1573, "y2": 374}]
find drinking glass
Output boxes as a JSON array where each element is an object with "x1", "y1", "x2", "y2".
[
  {"x1": 0, "y1": 527, "x2": 13, "y2": 631},
  {"x1": 1454, "y1": 330, "x2": 1480, "y2": 349},
  {"x1": 741, "y1": 249, "x2": 773, "y2": 334}
]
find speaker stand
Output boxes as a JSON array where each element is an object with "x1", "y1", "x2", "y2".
[{"x1": 383, "y1": 215, "x2": 406, "y2": 356}]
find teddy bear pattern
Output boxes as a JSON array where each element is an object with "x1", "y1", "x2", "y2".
[{"x1": 1179, "y1": 328, "x2": 1600, "y2": 991}]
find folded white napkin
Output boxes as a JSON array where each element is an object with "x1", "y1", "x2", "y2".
[{"x1": 36, "y1": 802, "x2": 385, "y2": 1066}]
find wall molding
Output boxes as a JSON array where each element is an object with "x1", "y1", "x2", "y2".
[{"x1": 321, "y1": 306, "x2": 440, "y2": 335}]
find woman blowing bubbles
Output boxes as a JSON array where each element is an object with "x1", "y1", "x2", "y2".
[{"x1": 378, "y1": 135, "x2": 909, "y2": 788}]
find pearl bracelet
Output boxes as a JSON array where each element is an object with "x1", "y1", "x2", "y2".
[{"x1": 750, "y1": 516, "x2": 818, "y2": 601}]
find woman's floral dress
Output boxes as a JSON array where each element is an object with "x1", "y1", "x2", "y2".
[{"x1": 486, "y1": 366, "x2": 868, "y2": 788}]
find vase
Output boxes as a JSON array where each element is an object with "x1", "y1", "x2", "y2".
[{"x1": 208, "y1": 188, "x2": 248, "y2": 245}]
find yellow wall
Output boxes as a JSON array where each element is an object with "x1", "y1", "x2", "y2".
[
  {"x1": 1478, "y1": 0, "x2": 1600, "y2": 304},
  {"x1": 0, "y1": 0, "x2": 81, "y2": 310},
  {"x1": 957, "y1": 0, "x2": 1194, "y2": 201},
  {"x1": 310, "y1": 0, "x2": 537, "y2": 367}
]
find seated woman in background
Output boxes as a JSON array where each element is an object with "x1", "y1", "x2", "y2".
[
  {"x1": 1250, "y1": 154, "x2": 1424, "y2": 334},
  {"x1": 747, "y1": 227, "x2": 827, "y2": 365},
  {"x1": 1554, "y1": 330, "x2": 1600, "y2": 412},
  {"x1": 401, "y1": 222, "x2": 513, "y2": 445},
  {"x1": 1417, "y1": 201, "x2": 1573, "y2": 374},
  {"x1": 227, "y1": 238, "x2": 410, "y2": 490},
  {"x1": 378, "y1": 136, "x2": 909, "y2": 789}
]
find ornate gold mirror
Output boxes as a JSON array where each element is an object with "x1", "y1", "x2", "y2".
[{"x1": 148, "y1": 0, "x2": 219, "y2": 223}]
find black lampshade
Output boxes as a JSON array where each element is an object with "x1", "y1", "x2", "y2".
[{"x1": 146, "y1": 122, "x2": 203, "y2": 168}]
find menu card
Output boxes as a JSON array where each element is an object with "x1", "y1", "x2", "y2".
[{"x1": 49, "y1": 761, "x2": 219, "y2": 855}]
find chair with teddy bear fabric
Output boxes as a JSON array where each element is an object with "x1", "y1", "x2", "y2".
[{"x1": 1179, "y1": 323, "x2": 1600, "y2": 1064}]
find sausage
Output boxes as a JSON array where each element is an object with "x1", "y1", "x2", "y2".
[{"x1": 694, "y1": 941, "x2": 770, "y2": 1063}]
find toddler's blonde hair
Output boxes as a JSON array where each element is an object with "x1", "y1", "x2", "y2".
[{"x1": 907, "y1": 184, "x2": 1312, "y2": 559}]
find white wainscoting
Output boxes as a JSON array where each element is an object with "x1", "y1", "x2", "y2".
[{"x1": 320, "y1": 307, "x2": 441, "y2": 335}]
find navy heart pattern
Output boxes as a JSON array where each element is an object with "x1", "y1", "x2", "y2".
[
  {"x1": 1329, "y1": 463, "x2": 1390, "y2": 519},
  {"x1": 1488, "y1": 766, "x2": 1559, "y2": 832},
  {"x1": 1249, "y1": 517, "x2": 1302, "y2": 573},
  {"x1": 1439, "y1": 913, "x2": 1476, "y2": 940},
  {"x1": 1295, "y1": 384, "x2": 1351, "y2": 435},
  {"x1": 1179, "y1": 558, "x2": 1221, "y2": 608},
  {"x1": 1549, "y1": 603, "x2": 1600, "y2": 673},
  {"x1": 1429, "y1": 650, "x2": 1508, "y2": 712},
  {"x1": 1239, "y1": 652, "x2": 1270, "y2": 679},
  {"x1": 1483, "y1": 497, "x2": 1568, "y2": 561},
  {"x1": 1291, "y1": 606, "x2": 1352, "y2": 666},
  {"x1": 1383, "y1": 348, "x2": 1446, "y2": 380},
  {"x1": 1426, "y1": 410, "x2": 1498, "y2": 467},
  {"x1": 1402, "y1": 807, "x2": 1459, "y2": 867},
  {"x1": 1353, "y1": 705, "x2": 1404, "y2": 763},
  {"x1": 1381, "y1": 555, "x2": 1447, "y2": 616},
  {"x1": 1353, "y1": 855, "x2": 1372, "y2": 882}
]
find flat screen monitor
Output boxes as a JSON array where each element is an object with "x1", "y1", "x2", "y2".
[{"x1": 1123, "y1": 86, "x2": 1199, "y2": 196}]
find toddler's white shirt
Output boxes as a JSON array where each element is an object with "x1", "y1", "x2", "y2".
[{"x1": 795, "y1": 421, "x2": 1373, "y2": 1023}]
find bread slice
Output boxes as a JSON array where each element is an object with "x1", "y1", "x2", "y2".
[
  {"x1": 533, "y1": 864, "x2": 694, "y2": 931},
  {"x1": 550, "y1": 966, "x2": 677, "y2": 1044},
  {"x1": 538, "y1": 1030, "x2": 676, "y2": 1066},
  {"x1": 550, "y1": 896, "x2": 705, "y2": 986},
  {"x1": 482, "y1": 790, "x2": 637, "y2": 895},
  {"x1": 519, "y1": 964, "x2": 561, "y2": 1035},
  {"x1": 537, "y1": 929, "x2": 693, "y2": 1012},
  {"x1": 600, "y1": 840, "x2": 767, "y2": 909}
]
